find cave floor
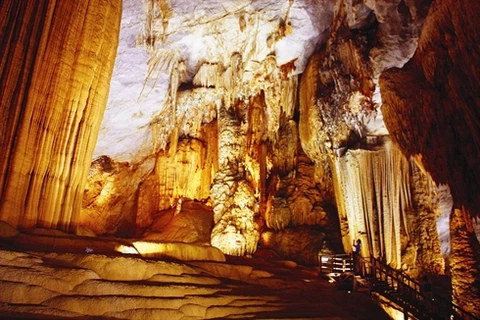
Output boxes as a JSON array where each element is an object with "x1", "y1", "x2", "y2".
[{"x1": 0, "y1": 233, "x2": 389, "y2": 319}]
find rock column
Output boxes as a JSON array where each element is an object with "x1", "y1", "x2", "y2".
[
  {"x1": 380, "y1": 0, "x2": 480, "y2": 315},
  {"x1": 0, "y1": 0, "x2": 122, "y2": 232}
]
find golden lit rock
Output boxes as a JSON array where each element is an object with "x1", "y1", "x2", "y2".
[
  {"x1": 380, "y1": 0, "x2": 480, "y2": 314},
  {"x1": 1, "y1": 0, "x2": 480, "y2": 318},
  {"x1": 81, "y1": 156, "x2": 154, "y2": 236},
  {"x1": 0, "y1": 0, "x2": 122, "y2": 232},
  {"x1": 143, "y1": 200, "x2": 214, "y2": 245},
  {"x1": 333, "y1": 138, "x2": 443, "y2": 275},
  {"x1": 155, "y1": 126, "x2": 218, "y2": 211},
  {"x1": 133, "y1": 241, "x2": 226, "y2": 262}
]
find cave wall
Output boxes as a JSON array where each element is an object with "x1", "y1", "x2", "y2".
[
  {"x1": 380, "y1": 0, "x2": 480, "y2": 216},
  {"x1": 77, "y1": 0, "x2": 443, "y2": 270},
  {"x1": 380, "y1": 0, "x2": 480, "y2": 315},
  {"x1": 1, "y1": 0, "x2": 475, "y2": 292},
  {"x1": 0, "y1": 0, "x2": 122, "y2": 232},
  {"x1": 81, "y1": 121, "x2": 218, "y2": 237}
]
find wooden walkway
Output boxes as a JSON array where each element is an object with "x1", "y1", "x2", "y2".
[{"x1": 319, "y1": 254, "x2": 479, "y2": 320}]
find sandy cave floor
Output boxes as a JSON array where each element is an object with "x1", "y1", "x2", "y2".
[{"x1": 0, "y1": 229, "x2": 390, "y2": 320}]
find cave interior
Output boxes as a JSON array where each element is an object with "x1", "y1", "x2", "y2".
[{"x1": 1, "y1": 0, "x2": 480, "y2": 319}]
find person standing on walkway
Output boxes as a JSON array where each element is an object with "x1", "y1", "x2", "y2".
[{"x1": 353, "y1": 239, "x2": 362, "y2": 274}]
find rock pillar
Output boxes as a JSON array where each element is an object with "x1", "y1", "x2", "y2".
[{"x1": 0, "y1": 0, "x2": 122, "y2": 232}]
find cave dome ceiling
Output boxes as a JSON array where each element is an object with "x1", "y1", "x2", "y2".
[{"x1": 92, "y1": 0, "x2": 422, "y2": 164}]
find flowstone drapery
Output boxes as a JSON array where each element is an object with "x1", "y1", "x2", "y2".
[
  {"x1": 333, "y1": 139, "x2": 411, "y2": 268},
  {"x1": 0, "y1": 0, "x2": 121, "y2": 232},
  {"x1": 333, "y1": 138, "x2": 444, "y2": 274}
]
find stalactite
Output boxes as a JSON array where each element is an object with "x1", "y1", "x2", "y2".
[
  {"x1": 333, "y1": 138, "x2": 413, "y2": 268},
  {"x1": 168, "y1": 60, "x2": 185, "y2": 157},
  {"x1": 299, "y1": 53, "x2": 329, "y2": 163},
  {"x1": 332, "y1": 159, "x2": 351, "y2": 250},
  {"x1": 152, "y1": 128, "x2": 217, "y2": 212},
  {"x1": 259, "y1": 143, "x2": 267, "y2": 217},
  {"x1": 388, "y1": 141, "x2": 403, "y2": 268},
  {"x1": 231, "y1": 52, "x2": 243, "y2": 106},
  {"x1": 260, "y1": 55, "x2": 299, "y2": 146},
  {"x1": 266, "y1": 197, "x2": 291, "y2": 231},
  {"x1": 193, "y1": 63, "x2": 219, "y2": 88},
  {"x1": 359, "y1": 153, "x2": 376, "y2": 255},
  {"x1": 272, "y1": 120, "x2": 298, "y2": 173},
  {"x1": 245, "y1": 90, "x2": 267, "y2": 150},
  {"x1": 157, "y1": 0, "x2": 172, "y2": 43}
]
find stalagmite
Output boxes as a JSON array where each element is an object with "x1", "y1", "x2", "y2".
[
  {"x1": 210, "y1": 106, "x2": 259, "y2": 256},
  {"x1": 450, "y1": 206, "x2": 480, "y2": 316}
]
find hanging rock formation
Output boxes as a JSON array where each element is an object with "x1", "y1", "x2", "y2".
[
  {"x1": 0, "y1": 0, "x2": 122, "y2": 232},
  {"x1": 380, "y1": 0, "x2": 480, "y2": 216},
  {"x1": 2, "y1": 0, "x2": 480, "y2": 317},
  {"x1": 380, "y1": 0, "x2": 480, "y2": 315},
  {"x1": 333, "y1": 137, "x2": 444, "y2": 276}
]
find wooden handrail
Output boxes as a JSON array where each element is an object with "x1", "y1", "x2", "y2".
[
  {"x1": 319, "y1": 253, "x2": 354, "y2": 274},
  {"x1": 358, "y1": 256, "x2": 479, "y2": 320}
]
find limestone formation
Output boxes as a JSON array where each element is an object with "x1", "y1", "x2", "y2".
[
  {"x1": 1, "y1": 0, "x2": 480, "y2": 318},
  {"x1": 380, "y1": 0, "x2": 480, "y2": 315},
  {"x1": 0, "y1": 0, "x2": 122, "y2": 232},
  {"x1": 333, "y1": 137, "x2": 444, "y2": 276},
  {"x1": 0, "y1": 245, "x2": 389, "y2": 319}
]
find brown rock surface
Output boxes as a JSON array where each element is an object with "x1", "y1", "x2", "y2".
[
  {"x1": 0, "y1": 0, "x2": 122, "y2": 232},
  {"x1": 380, "y1": 0, "x2": 480, "y2": 315},
  {"x1": 380, "y1": 0, "x2": 480, "y2": 216},
  {"x1": 0, "y1": 243, "x2": 390, "y2": 320}
]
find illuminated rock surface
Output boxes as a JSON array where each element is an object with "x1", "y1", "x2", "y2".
[
  {"x1": 76, "y1": 0, "x2": 444, "y2": 268},
  {"x1": 1, "y1": 0, "x2": 480, "y2": 318},
  {"x1": 380, "y1": 0, "x2": 480, "y2": 314},
  {"x1": 0, "y1": 235, "x2": 389, "y2": 320},
  {"x1": 0, "y1": 0, "x2": 122, "y2": 232}
]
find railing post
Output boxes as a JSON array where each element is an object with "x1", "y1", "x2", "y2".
[{"x1": 404, "y1": 303, "x2": 409, "y2": 320}]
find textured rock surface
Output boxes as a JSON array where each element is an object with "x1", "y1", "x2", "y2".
[
  {"x1": 449, "y1": 207, "x2": 480, "y2": 316},
  {"x1": 143, "y1": 200, "x2": 214, "y2": 245},
  {"x1": 76, "y1": 0, "x2": 445, "y2": 269},
  {"x1": 95, "y1": 0, "x2": 334, "y2": 163},
  {"x1": 380, "y1": 0, "x2": 480, "y2": 315},
  {"x1": 82, "y1": 124, "x2": 217, "y2": 237},
  {"x1": 332, "y1": 138, "x2": 443, "y2": 276},
  {"x1": 2, "y1": 0, "x2": 480, "y2": 317},
  {"x1": 81, "y1": 155, "x2": 154, "y2": 236},
  {"x1": 0, "y1": 0, "x2": 122, "y2": 232},
  {"x1": 0, "y1": 246, "x2": 390, "y2": 319},
  {"x1": 380, "y1": 0, "x2": 480, "y2": 216}
]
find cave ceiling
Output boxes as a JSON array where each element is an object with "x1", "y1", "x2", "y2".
[
  {"x1": 2, "y1": 0, "x2": 480, "y2": 316},
  {"x1": 94, "y1": 0, "x2": 426, "y2": 164}
]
